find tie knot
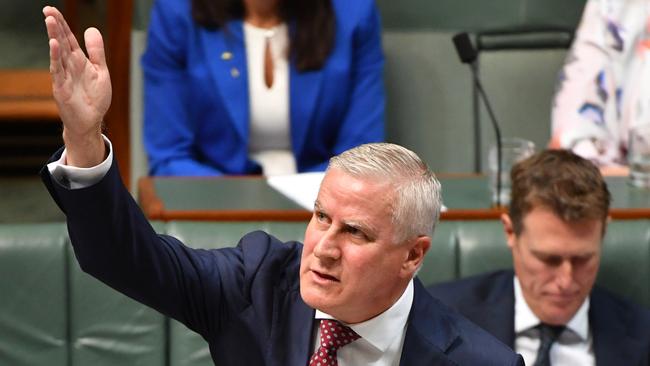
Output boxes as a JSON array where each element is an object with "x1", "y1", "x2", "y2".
[
  {"x1": 538, "y1": 323, "x2": 566, "y2": 342},
  {"x1": 318, "y1": 319, "x2": 360, "y2": 351}
]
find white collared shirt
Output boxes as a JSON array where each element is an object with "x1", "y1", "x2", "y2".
[
  {"x1": 514, "y1": 276, "x2": 595, "y2": 366},
  {"x1": 313, "y1": 280, "x2": 414, "y2": 366}
]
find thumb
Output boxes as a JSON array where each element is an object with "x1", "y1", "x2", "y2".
[{"x1": 84, "y1": 27, "x2": 107, "y2": 68}]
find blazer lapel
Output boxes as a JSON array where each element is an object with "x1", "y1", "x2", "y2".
[
  {"x1": 267, "y1": 288, "x2": 315, "y2": 366},
  {"x1": 469, "y1": 271, "x2": 516, "y2": 347},
  {"x1": 400, "y1": 280, "x2": 459, "y2": 366},
  {"x1": 590, "y1": 288, "x2": 645, "y2": 366},
  {"x1": 200, "y1": 20, "x2": 249, "y2": 143},
  {"x1": 288, "y1": 22, "x2": 323, "y2": 157}
]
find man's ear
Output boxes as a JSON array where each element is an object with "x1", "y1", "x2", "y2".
[
  {"x1": 401, "y1": 236, "x2": 431, "y2": 278},
  {"x1": 501, "y1": 213, "x2": 516, "y2": 250}
]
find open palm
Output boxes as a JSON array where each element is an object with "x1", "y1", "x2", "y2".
[{"x1": 44, "y1": 6, "x2": 111, "y2": 138}]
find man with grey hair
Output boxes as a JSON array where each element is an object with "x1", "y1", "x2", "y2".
[{"x1": 41, "y1": 6, "x2": 522, "y2": 365}]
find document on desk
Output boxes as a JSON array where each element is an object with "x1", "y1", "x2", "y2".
[
  {"x1": 267, "y1": 172, "x2": 447, "y2": 212},
  {"x1": 266, "y1": 172, "x2": 325, "y2": 210}
]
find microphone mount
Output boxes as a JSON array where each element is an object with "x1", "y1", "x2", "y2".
[{"x1": 452, "y1": 32, "x2": 504, "y2": 207}]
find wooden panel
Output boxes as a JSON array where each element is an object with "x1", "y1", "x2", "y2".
[
  {"x1": 0, "y1": 70, "x2": 59, "y2": 120},
  {"x1": 105, "y1": 0, "x2": 133, "y2": 189}
]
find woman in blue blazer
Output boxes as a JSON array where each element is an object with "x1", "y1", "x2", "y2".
[{"x1": 142, "y1": 0, "x2": 385, "y2": 176}]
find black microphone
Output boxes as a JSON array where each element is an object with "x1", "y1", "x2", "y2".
[{"x1": 452, "y1": 32, "x2": 504, "y2": 207}]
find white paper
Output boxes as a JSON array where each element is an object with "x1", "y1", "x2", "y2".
[{"x1": 267, "y1": 172, "x2": 325, "y2": 210}]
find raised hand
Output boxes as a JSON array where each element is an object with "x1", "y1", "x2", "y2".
[{"x1": 43, "y1": 6, "x2": 112, "y2": 167}]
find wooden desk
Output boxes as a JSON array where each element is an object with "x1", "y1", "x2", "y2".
[{"x1": 138, "y1": 175, "x2": 650, "y2": 222}]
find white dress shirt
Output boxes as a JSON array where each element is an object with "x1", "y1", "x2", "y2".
[
  {"x1": 243, "y1": 21, "x2": 296, "y2": 176},
  {"x1": 313, "y1": 280, "x2": 414, "y2": 366},
  {"x1": 514, "y1": 276, "x2": 595, "y2": 366}
]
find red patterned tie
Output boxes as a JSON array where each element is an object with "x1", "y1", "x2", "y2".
[{"x1": 308, "y1": 319, "x2": 360, "y2": 366}]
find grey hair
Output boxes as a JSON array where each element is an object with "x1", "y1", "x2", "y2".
[{"x1": 327, "y1": 143, "x2": 442, "y2": 243}]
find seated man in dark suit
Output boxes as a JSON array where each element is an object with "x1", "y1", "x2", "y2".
[
  {"x1": 40, "y1": 6, "x2": 522, "y2": 365},
  {"x1": 428, "y1": 149, "x2": 650, "y2": 365}
]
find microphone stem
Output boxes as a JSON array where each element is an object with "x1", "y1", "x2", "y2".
[{"x1": 471, "y1": 63, "x2": 503, "y2": 207}]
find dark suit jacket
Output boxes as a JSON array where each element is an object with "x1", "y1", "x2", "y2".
[
  {"x1": 42, "y1": 151, "x2": 522, "y2": 365},
  {"x1": 428, "y1": 270, "x2": 650, "y2": 365}
]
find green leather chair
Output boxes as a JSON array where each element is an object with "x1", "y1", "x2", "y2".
[
  {"x1": 0, "y1": 223, "x2": 68, "y2": 366},
  {"x1": 67, "y1": 235, "x2": 166, "y2": 365},
  {"x1": 0, "y1": 218, "x2": 647, "y2": 365}
]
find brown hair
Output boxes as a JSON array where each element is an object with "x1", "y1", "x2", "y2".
[
  {"x1": 191, "y1": 0, "x2": 335, "y2": 71},
  {"x1": 508, "y1": 149, "x2": 611, "y2": 235}
]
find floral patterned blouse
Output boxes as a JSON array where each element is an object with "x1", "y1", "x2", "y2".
[{"x1": 552, "y1": 0, "x2": 650, "y2": 166}]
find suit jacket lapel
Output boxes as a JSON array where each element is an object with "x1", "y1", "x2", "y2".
[
  {"x1": 470, "y1": 271, "x2": 516, "y2": 348},
  {"x1": 267, "y1": 288, "x2": 315, "y2": 366},
  {"x1": 200, "y1": 20, "x2": 249, "y2": 143},
  {"x1": 288, "y1": 23, "x2": 323, "y2": 157},
  {"x1": 400, "y1": 279, "x2": 459, "y2": 366},
  {"x1": 590, "y1": 288, "x2": 644, "y2": 366}
]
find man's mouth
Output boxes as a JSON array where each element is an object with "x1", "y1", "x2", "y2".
[
  {"x1": 546, "y1": 292, "x2": 578, "y2": 303},
  {"x1": 311, "y1": 270, "x2": 339, "y2": 282}
]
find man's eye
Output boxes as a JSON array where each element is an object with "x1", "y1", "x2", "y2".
[
  {"x1": 347, "y1": 227, "x2": 366, "y2": 239},
  {"x1": 543, "y1": 257, "x2": 562, "y2": 266},
  {"x1": 316, "y1": 211, "x2": 328, "y2": 222}
]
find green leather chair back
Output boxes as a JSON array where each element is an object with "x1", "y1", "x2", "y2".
[
  {"x1": 67, "y1": 244, "x2": 166, "y2": 365},
  {"x1": 1, "y1": 218, "x2": 647, "y2": 365},
  {"x1": 0, "y1": 223, "x2": 68, "y2": 366},
  {"x1": 598, "y1": 220, "x2": 650, "y2": 306},
  {"x1": 419, "y1": 221, "x2": 458, "y2": 285},
  {"x1": 456, "y1": 220, "x2": 512, "y2": 277}
]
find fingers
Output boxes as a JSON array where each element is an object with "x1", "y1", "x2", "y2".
[
  {"x1": 43, "y1": 6, "x2": 78, "y2": 61},
  {"x1": 48, "y1": 38, "x2": 66, "y2": 90},
  {"x1": 84, "y1": 28, "x2": 108, "y2": 69}
]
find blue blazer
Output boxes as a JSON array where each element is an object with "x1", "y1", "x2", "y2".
[
  {"x1": 142, "y1": 0, "x2": 385, "y2": 176},
  {"x1": 428, "y1": 270, "x2": 650, "y2": 366},
  {"x1": 42, "y1": 150, "x2": 522, "y2": 365}
]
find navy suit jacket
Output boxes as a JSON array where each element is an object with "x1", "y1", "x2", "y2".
[
  {"x1": 42, "y1": 151, "x2": 522, "y2": 365},
  {"x1": 142, "y1": 0, "x2": 385, "y2": 176},
  {"x1": 428, "y1": 270, "x2": 650, "y2": 365}
]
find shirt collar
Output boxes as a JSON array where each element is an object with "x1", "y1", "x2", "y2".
[
  {"x1": 315, "y1": 279, "x2": 414, "y2": 353},
  {"x1": 513, "y1": 276, "x2": 590, "y2": 341}
]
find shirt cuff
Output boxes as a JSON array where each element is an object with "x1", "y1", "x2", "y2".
[{"x1": 46, "y1": 135, "x2": 113, "y2": 189}]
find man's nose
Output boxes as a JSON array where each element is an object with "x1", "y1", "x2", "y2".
[
  {"x1": 313, "y1": 228, "x2": 341, "y2": 262},
  {"x1": 556, "y1": 260, "x2": 573, "y2": 290}
]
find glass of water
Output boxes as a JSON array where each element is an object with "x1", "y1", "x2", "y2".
[
  {"x1": 628, "y1": 123, "x2": 650, "y2": 188},
  {"x1": 488, "y1": 138, "x2": 536, "y2": 206}
]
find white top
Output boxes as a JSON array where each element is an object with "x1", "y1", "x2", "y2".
[
  {"x1": 513, "y1": 276, "x2": 595, "y2": 366},
  {"x1": 313, "y1": 280, "x2": 414, "y2": 366},
  {"x1": 243, "y1": 21, "x2": 296, "y2": 176},
  {"x1": 552, "y1": 0, "x2": 650, "y2": 166}
]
